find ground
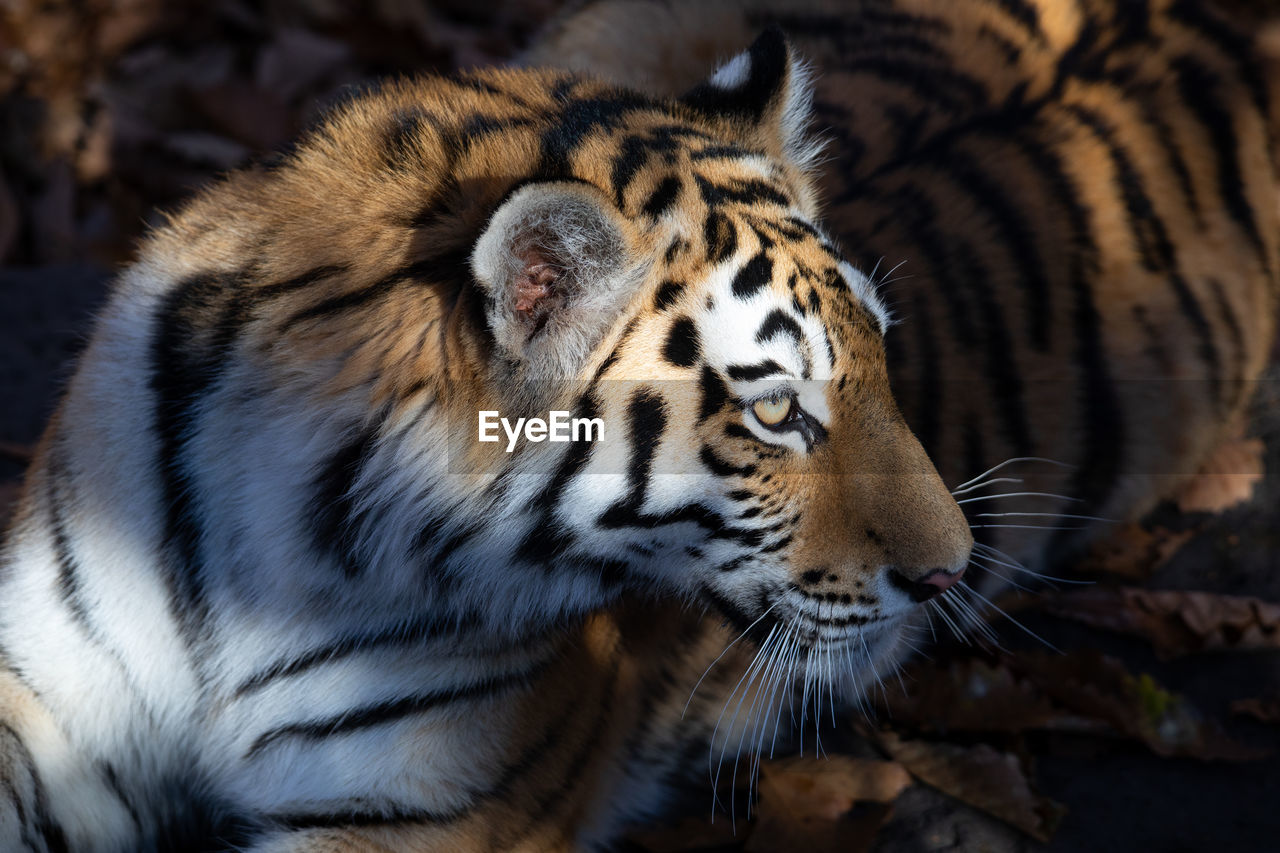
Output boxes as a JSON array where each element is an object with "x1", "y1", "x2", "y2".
[{"x1": 2, "y1": 2, "x2": 1279, "y2": 850}]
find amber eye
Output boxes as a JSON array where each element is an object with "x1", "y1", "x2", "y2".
[{"x1": 752, "y1": 394, "x2": 793, "y2": 427}]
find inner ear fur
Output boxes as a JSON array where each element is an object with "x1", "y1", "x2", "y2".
[{"x1": 472, "y1": 180, "x2": 644, "y2": 381}]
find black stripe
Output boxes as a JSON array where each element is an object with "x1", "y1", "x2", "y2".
[
  {"x1": 653, "y1": 279, "x2": 685, "y2": 311},
  {"x1": 862, "y1": 184, "x2": 981, "y2": 349},
  {"x1": 596, "y1": 393, "x2": 762, "y2": 546},
  {"x1": 699, "y1": 365, "x2": 730, "y2": 422},
  {"x1": 516, "y1": 393, "x2": 603, "y2": 567},
  {"x1": 691, "y1": 144, "x2": 749, "y2": 161},
  {"x1": 272, "y1": 802, "x2": 457, "y2": 831},
  {"x1": 836, "y1": 57, "x2": 987, "y2": 115},
  {"x1": 731, "y1": 252, "x2": 774, "y2": 300},
  {"x1": 1172, "y1": 56, "x2": 1268, "y2": 266},
  {"x1": 233, "y1": 611, "x2": 480, "y2": 699},
  {"x1": 621, "y1": 388, "x2": 664, "y2": 494},
  {"x1": 704, "y1": 210, "x2": 738, "y2": 264},
  {"x1": 97, "y1": 762, "x2": 142, "y2": 831},
  {"x1": 663, "y1": 316, "x2": 701, "y2": 368},
  {"x1": 244, "y1": 664, "x2": 543, "y2": 760},
  {"x1": 1168, "y1": 0, "x2": 1270, "y2": 121},
  {"x1": 308, "y1": 426, "x2": 380, "y2": 578},
  {"x1": 949, "y1": 237, "x2": 1034, "y2": 457},
  {"x1": 1012, "y1": 132, "x2": 1125, "y2": 542},
  {"x1": 641, "y1": 176, "x2": 682, "y2": 218},
  {"x1": 1207, "y1": 276, "x2": 1247, "y2": 405},
  {"x1": 726, "y1": 359, "x2": 784, "y2": 381},
  {"x1": 695, "y1": 176, "x2": 791, "y2": 209},
  {"x1": 1066, "y1": 104, "x2": 1221, "y2": 401},
  {"x1": 46, "y1": 452, "x2": 96, "y2": 638},
  {"x1": 254, "y1": 264, "x2": 350, "y2": 302},
  {"x1": 755, "y1": 309, "x2": 804, "y2": 348},
  {"x1": 278, "y1": 260, "x2": 429, "y2": 330},
  {"x1": 150, "y1": 273, "x2": 241, "y2": 656},
  {"x1": 1133, "y1": 95, "x2": 1201, "y2": 223},
  {"x1": 990, "y1": 0, "x2": 1041, "y2": 38},
  {"x1": 611, "y1": 134, "x2": 653, "y2": 208},
  {"x1": 699, "y1": 445, "x2": 757, "y2": 478},
  {"x1": 382, "y1": 108, "x2": 430, "y2": 171},
  {"x1": 539, "y1": 93, "x2": 653, "y2": 177},
  {"x1": 265, "y1": 642, "x2": 605, "y2": 835},
  {"x1": 920, "y1": 145, "x2": 1054, "y2": 350},
  {"x1": 0, "y1": 724, "x2": 69, "y2": 853}
]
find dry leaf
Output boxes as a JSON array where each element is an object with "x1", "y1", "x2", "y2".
[
  {"x1": 1174, "y1": 435, "x2": 1264, "y2": 513},
  {"x1": 876, "y1": 731, "x2": 1065, "y2": 842},
  {"x1": 1045, "y1": 588, "x2": 1280, "y2": 659},
  {"x1": 879, "y1": 657, "x2": 1107, "y2": 735},
  {"x1": 1230, "y1": 697, "x2": 1280, "y2": 725},
  {"x1": 744, "y1": 757, "x2": 907, "y2": 853},
  {"x1": 1076, "y1": 523, "x2": 1195, "y2": 580},
  {"x1": 1012, "y1": 650, "x2": 1262, "y2": 760},
  {"x1": 760, "y1": 756, "x2": 912, "y2": 811}
]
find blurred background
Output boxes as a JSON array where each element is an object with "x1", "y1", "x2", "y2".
[{"x1": 2, "y1": 1, "x2": 1279, "y2": 851}]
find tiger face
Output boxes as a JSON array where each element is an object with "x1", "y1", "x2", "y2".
[{"x1": 465, "y1": 30, "x2": 972, "y2": 690}]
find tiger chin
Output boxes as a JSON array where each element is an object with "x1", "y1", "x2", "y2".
[{"x1": 0, "y1": 29, "x2": 971, "y2": 853}]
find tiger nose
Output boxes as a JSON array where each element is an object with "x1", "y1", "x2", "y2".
[{"x1": 887, "y1": 566, "x2": 966, "y2": 602}]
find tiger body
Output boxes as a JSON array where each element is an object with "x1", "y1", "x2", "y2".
[{"x1": 1, "y1": 0, "x2": 1277, "y2": 850}]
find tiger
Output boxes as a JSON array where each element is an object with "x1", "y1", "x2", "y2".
[
  {"x1": 0, "y1": 1, "x2": 1275, "y2": 852},
  {"x1": 0, "y1": 25, "x2": 972, "y2": 853}
]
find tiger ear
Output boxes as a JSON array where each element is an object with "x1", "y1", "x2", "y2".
[
  {"x1": 679, "y1": 26, "x2": 818, "y2": 172},
  {"x1": 472, "y1": 181, "x2": 640, "y2": 379}
]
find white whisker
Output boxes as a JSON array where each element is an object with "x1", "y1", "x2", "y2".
[
  {"x1": 684, "y1": 600, "x2": 779, "y2": 717},
  {"x1": 959, "y1": 580, "x2": 1061, "y2": 652},
  {"x1": 956, "y1": 491, "x2": 1083, "y2": 505},
  {"x1": 973, "y1": 511, "x2": 1116, "y2": 523},
  {"x1": 928, "y1": 597, "x2": 967, "y2": 641},
  {"x1": 950, "y1": 456, "x2": 1071, "y2": 493},
  {"x1": 970, "y1": 523, "x2": 1089, "y2": 530},
  {"x1": 950, "y1": 476, "x2": 1024, "y2": 496}
]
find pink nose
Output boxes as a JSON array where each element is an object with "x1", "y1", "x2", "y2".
[
  {"x1": 889, "y1": 567, "x2": 965, "y2": 602},
  {"x1": 916, "y1": 567, "x2": 965, "y2": 600}
]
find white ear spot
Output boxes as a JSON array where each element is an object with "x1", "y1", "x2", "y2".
[{"x1": 709, "y1": 52, "x2": 752, "y2": 89}]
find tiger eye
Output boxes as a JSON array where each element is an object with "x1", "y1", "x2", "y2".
[{"x1": 752, "y1": 395, "x2": 792, "y2": 427}]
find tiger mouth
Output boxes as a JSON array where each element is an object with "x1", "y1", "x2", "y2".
[{"x1": 791, "y1": 619, "x2": 892, "y2": 649}]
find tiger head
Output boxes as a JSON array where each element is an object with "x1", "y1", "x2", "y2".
[
  {"x1": 461, "y1": 30, "x2": 972, "y2": 681},
  {"x1": 207, "y1": 30, "x2": 971, "y2": 696}
]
